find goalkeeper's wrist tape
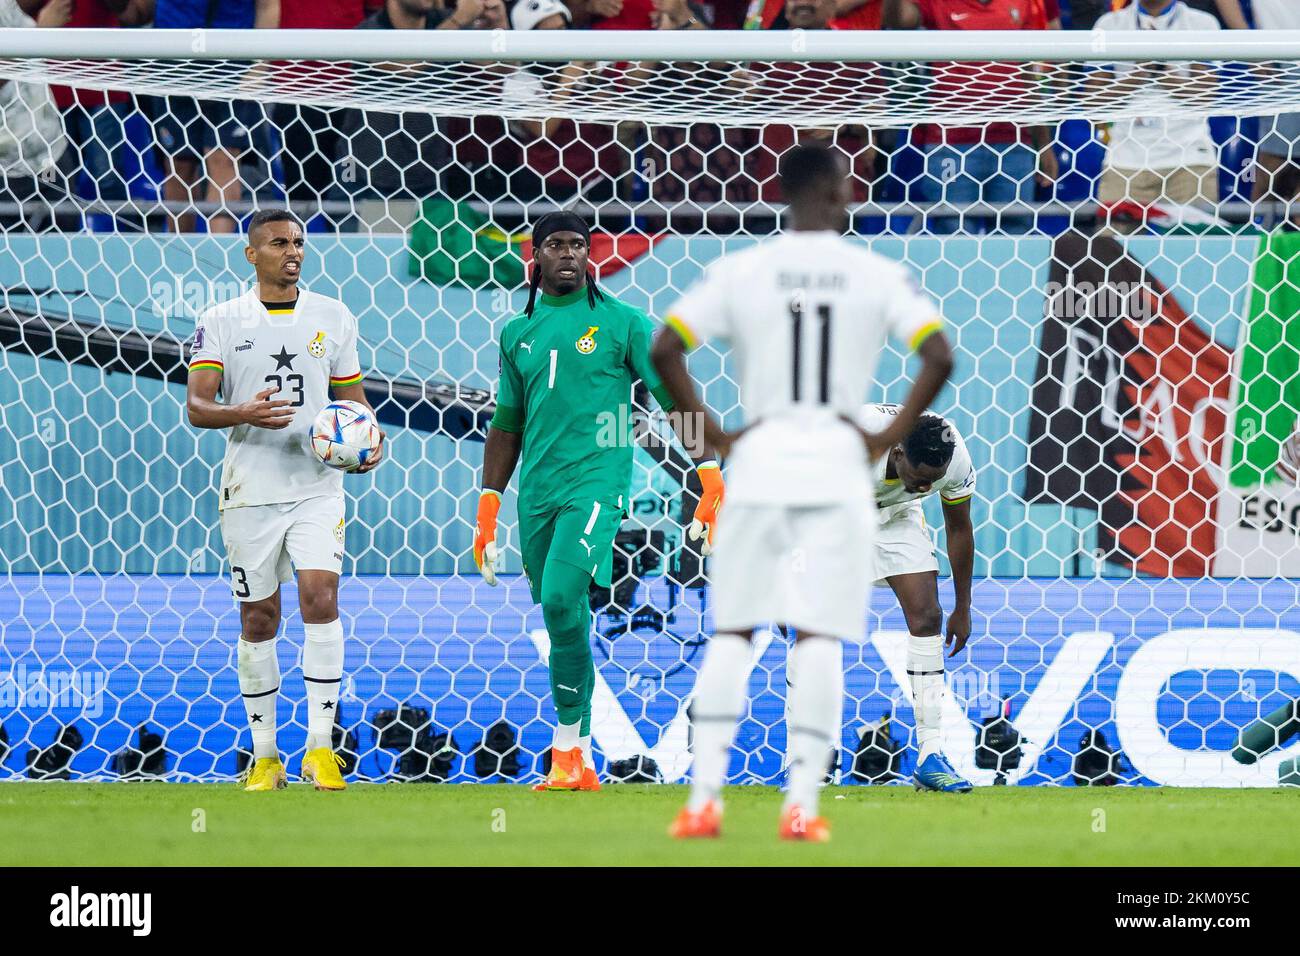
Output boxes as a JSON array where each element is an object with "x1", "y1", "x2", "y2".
[{"x1": 696, "y1": 460, "x2": 719, "y2": 474}]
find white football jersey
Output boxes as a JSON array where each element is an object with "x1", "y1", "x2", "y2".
[
  {"x1": 860, "y1": 402, "x2": 975, "y2": 522},
  {"x1": 666, "y1": 232, "x2": 942, "y2": 505},
  {"x1": 189, "y1": 288, "x2": 363, "y2": 511}
]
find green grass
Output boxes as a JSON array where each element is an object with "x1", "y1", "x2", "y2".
[{"x1": 1, "y1": 783, "x2": 1296, "y2": 866}]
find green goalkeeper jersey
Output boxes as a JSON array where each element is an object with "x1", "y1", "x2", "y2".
[{"x1": 489, "y1": 286, "x2": 675, "y2": 517}]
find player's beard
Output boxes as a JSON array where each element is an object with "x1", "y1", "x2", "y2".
[{"x1": 546, "y1": 264, "x2": 585, "y2": 296}]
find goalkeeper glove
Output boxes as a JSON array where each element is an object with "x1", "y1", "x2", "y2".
[
  {"x1": 689, "y1": 461, "x2": 725, "y2": 556},
  {"x1": 473, "y1": 490, "x2": 502, "y2": 586}
]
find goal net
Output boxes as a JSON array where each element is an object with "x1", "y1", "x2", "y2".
[{"x1": 2, "y1": 28, "x2": 1300, "y2": 788}]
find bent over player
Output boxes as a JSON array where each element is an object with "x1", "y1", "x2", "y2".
[
  {"x1": 861, "y1": 403, "x2": 976, "y2": 793},
  {"x1": 187, "y1": 209, "x2": 384, "y2": 793},
  {"x1": 473, "y1": 211, "x2": 724, "y2": 792},
  {"x1": 652, "y1": 144, "x2": 954, "y2": 841}
]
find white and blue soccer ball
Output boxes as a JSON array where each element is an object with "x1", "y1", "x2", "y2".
[{"x1": 311, "y1": 400, "x2": 379, "y2": 473}]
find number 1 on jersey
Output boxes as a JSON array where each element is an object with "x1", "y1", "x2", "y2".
[
  {"x1": 548, "y1": 349, "x2": 557, "y2": 389},
  {"x1": 790, "y1": 299, "x2": 832, "y2": 405}
]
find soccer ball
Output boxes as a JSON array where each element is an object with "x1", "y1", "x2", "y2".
[{"x1": 311, "y1": 400, "x2": 379, "y2": 473}]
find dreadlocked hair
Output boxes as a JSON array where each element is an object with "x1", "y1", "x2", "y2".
[
  {"x1": 524, "y1": 267, "x2": 605, "y2": 317},
  {"x1": 903, "y1": 414, "x2": 956, "y2": 470}
]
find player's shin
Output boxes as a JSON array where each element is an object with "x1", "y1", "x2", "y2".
[
  {"x1": 907, "y1": 633, "x2": 945, "y2": 763},
  {"x1": 541, "y1": 567, "x2": 592, "y2": 755},
  {"x1": 579, "y1": 652, "x2": 595, "y2": 767},
  {"x1": 302, "y1": 618, "x2": 344, "y2": 752},
  {"x1": 687, "y1": 633, "x2": 751, "y2": 812},
  {"x1": 238, "y1": 636, "x2": 280, "y2": 760},
  {"x1": 784, "y1": 636, "x2": 843, "y2": 818}
]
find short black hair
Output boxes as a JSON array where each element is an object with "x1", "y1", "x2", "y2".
[
  {"x1": 778, "y1": 143, "x2": 843, "y2": 202},
  {"x1": 247, "y1": 208, "x2": 301, "y2": 240},
  {"x1": 903, "y1": 414, "x2": 956, "y2": 470}
]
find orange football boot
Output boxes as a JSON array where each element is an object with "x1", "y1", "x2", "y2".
[
  {"x1": 778, "y1": 806, "x2": 831, "y2": 843},
  {"x1": 531, "y1": 746, "x2": 584, "y2": 791},
  {"x1": 577, "y1": 765, "x2": 602, "y2": 792},
  {"x1": 668, "y1": 801, "x2": 722, "y2": 839}
]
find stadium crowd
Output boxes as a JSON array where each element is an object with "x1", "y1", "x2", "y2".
[{"x1": 0, "y1": 0, "x2": 1298, "y2": 234}]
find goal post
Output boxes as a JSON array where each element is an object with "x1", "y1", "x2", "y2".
[{"x1": 1, "y1": 30, "x2": 1300, "y2": 787}]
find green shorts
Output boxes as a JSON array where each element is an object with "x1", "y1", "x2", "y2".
[{"x1": 518, "y1": 498, "x2": 624, "y2": 604}]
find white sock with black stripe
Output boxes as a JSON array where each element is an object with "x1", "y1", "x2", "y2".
[
  {"x1": 908, "y1": 633, "x2": 945, "y2": 763},
  {"x1": 303, "y1": 618, "x2": 344, "y2": 752},
  {"x1": 238, "y1": 636, "x2": 280, "y2": 760}
]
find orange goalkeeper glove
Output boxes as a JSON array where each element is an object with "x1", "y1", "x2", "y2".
[
  {"x1": 689, "y1": 461, "x2": 725, "y2": 556},
  {"x1": 473, "y1": 490, "x2": 502, "y2": 586}
]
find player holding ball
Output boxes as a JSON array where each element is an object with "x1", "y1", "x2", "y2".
[{"x1": 187, "y1": 209, "x2": 385, "y2": 794}]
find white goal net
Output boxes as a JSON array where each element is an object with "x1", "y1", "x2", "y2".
[{"x1": 2, "y1": 29, "x2": 1300, "y2": 788}]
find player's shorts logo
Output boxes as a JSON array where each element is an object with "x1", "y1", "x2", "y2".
[
  {"x1": 334, "y1": 517, "x2": 345, "y2": 542},
  {"x1": 575, "y1": 326, "x2": 599, "y2": 354},
  {"x1": 308, "y1": 331, "x2": 327, "y2": 358}
]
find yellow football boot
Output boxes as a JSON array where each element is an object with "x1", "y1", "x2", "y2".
[
  {"x1": 242, "y1": 757, "x2": 287, "y2": 792},
  {"x1": 302, "y1": 748, "x2": 347, "y2": 791}
]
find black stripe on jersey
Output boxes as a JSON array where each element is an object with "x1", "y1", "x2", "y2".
[
  {"x1": 818, "y1": 305, "x2": 831, "y2": 404},
  {"x1": 791, "y1": 304, "x2": 802, "y2": 402}
]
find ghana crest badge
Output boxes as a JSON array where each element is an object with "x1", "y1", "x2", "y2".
[{"x1": 575, "y1": 325, "x2": 599, "y2": 354}]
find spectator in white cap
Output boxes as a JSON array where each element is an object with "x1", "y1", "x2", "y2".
[{"x1": 511, "y1": 0, "x2": 572, "y2": 30}]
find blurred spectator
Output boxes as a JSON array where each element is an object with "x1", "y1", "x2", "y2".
[
  {"x1": 636, "y1": 0, "x2": 756, "y2": 210},
  {"x1": 487, "y1": 0, "x2": 619, "y2": 202},
  {"x1": 884, "y1": 0, "x2": 1057, "y2": 234},
  {"x1": 0, "y1": 0, "x2": 71, "y2": 231},
  {"x1": 149, "y1": 0, "x2": 279, "y2": 233},
  {"x1": 1066, "y1": 0, "x2": 1243, "y2": 29},
  {"x1": 749, "y1": 0, "x2": 879, "y2": 206},
  {"x1": 45, "y1": 0, "x2": 152, "y2": 214},
  {"x1": 570, "y1": 0, "x2": 652, "y2": 29},
  {"x1": 273, "y1": 1, "x2": 382, "y2": 213},
  {"x1": 1089, "y1": 0, "x2": 1220, "y2": 234},
  {"x1": 742, "y1": 0, "x2": 888, "y2": 27},
  {"x1": 333, "y1": 0, "x2": 489, "y2": 218},
  {"x1": 1182, "y1": 0, "x2": 1247, "y2": 28},
  {"x1": 1249, "y1": 0, "x2": 1300, "y2": 222}
]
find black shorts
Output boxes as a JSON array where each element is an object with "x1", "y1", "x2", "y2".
[{"x1": 151, "y1": 96, "x2": 262, "y2": 158}]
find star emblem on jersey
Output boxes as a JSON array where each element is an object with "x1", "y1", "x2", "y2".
[
  {"x1": 270, "y1": 346, "x2": 297, "y2": 370},
  {"x1": 575, "y1": 325, "x2": 599, "y2": 354},
  {"x1": 308, "y1": 331, "x2": 327, "y2": 358}
]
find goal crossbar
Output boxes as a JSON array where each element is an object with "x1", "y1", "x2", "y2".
[{"x1": 1, "y1": 27, "x2": 1299, "y2": 64}]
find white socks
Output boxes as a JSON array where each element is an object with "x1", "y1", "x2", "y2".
[
  {"x1": 303, "y1": 618, "x2": 344, "y2": 752},
  {"x1": 784, "y1": 637, "x2": 842, "y2": 816},
  {"x1": 579, "y1": 734, "x2": 593, "y2": 768},
  {"x1": 238, "y1": 636, "x2": 280, "y2": 760},
  {"x1": 908, "y1": 633, "x2": 945, "y2": 763},
  {"x1": 687, "y1": 634, "x2": 751, "y2": 812},
  {"x1": 554, "y1": 720, "x2": 581, "y2": 752}
]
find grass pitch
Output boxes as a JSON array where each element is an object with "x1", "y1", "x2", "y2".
[{"x1": 1, "y1": 783, "x2": 1296, "y2": 866}]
